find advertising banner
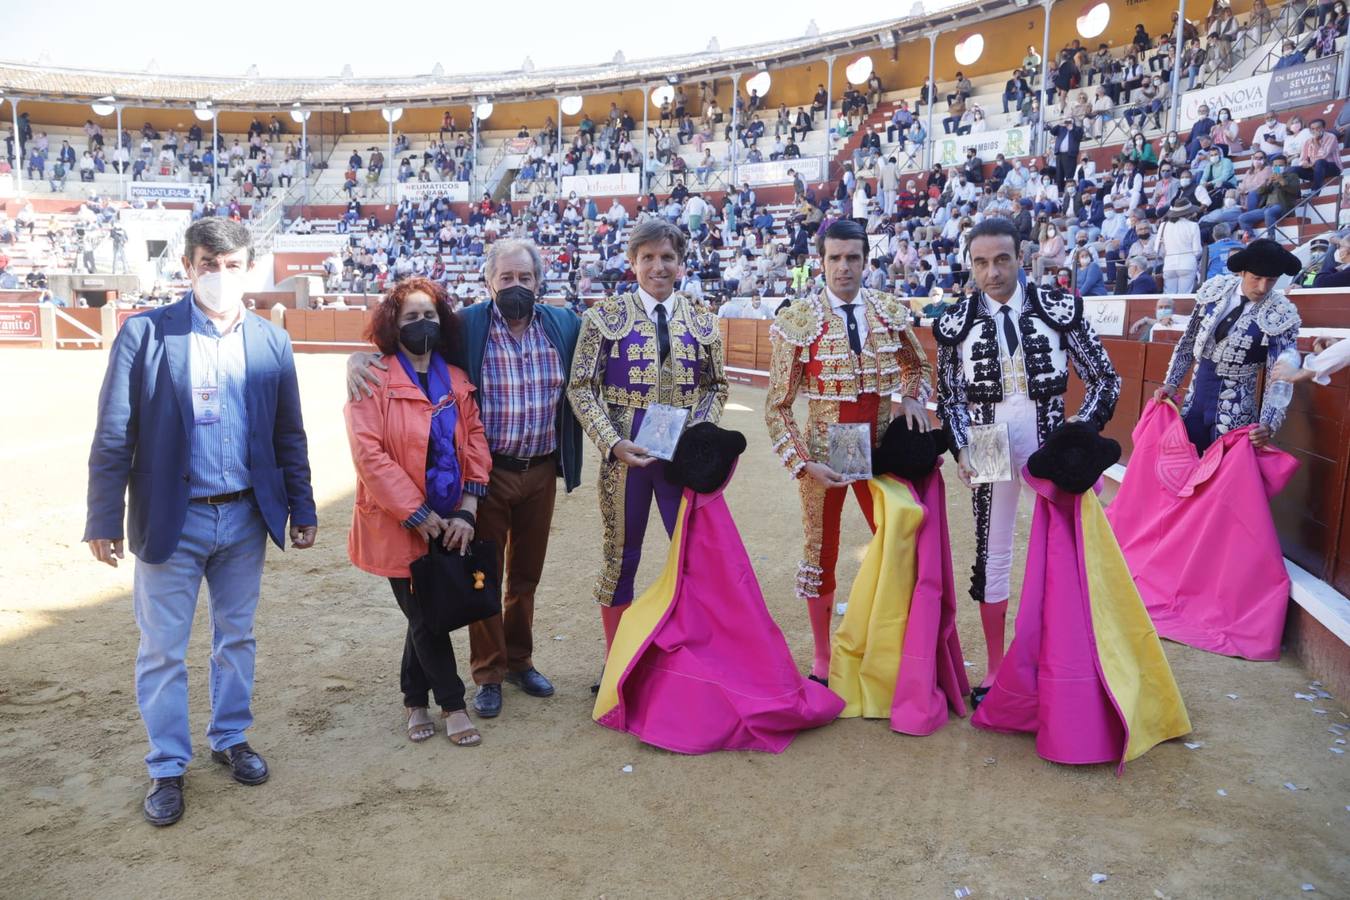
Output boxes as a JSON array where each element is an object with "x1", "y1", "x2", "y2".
[
  {"x1": 0, "y1": 306, "x2": 40, "y2": 340},
  {"x1": 1177, "y1": 73, "x2": 1272, "y2": 129},
  {"x1": 1083, "y1": 298, "x2": 1127, "y2": 337},
  {"x1": 1269, "y1": 54, "x2": 1340, "y2": 112},
  {"x1": 561, "y1": 172, "x2": 641, "y2": 196},
  {"x1": 272, "y1": 233, "x2": 347, "y2": 253},
  {"x1": 127, "y1": 182, "x2": 210, "y2": 203},
  {"x1": 738, "y1": 156, "x2": 822, "y2": 186},
  {"x1": 397, "y1": 181, "x2": 470, "y2": 203},
  {"x1": 932, "y1": 127, "x2": 1032, "y2": 169}
]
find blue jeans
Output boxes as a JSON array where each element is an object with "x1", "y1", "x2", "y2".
[
  {"x1": 133, "y1": 498, "x2": 268, "y2": 777},
  {"x1": 1238, "y1": 204, "x2": 1287, "y2": 237}
]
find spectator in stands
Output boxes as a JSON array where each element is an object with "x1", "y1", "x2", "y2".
[
  {"x1": 1084, "y1": 85, "x2": 1114, "y2": 139},
  {"x1": 1199, "y1": 188, "x2": 1244, "y2": 239},
  {"x1": 1283, "y1": 115, "x2": 1311, "y2": 164},
  {"x1": 1185, "y1": 106, "x2": 1215, "y2": 160},
  {"x1": 1154, "y1": 201, "x2": 1204, "y2": 293},
  {"x1": 49, "y1": 158, "x2": 67, "y2": 192},
  {"x1": 1295, "y1": 118, "x2": 1342, "y2": 194},
  {"x1": 1123, "y1": 258, "x2": 1159, "y2": 296},
  {"x1": 1305, "y1": 234, "x2": 1350, "y2": 286},
  {"x1": 1073, "y1": 248, "x2": 1107, "y2": 296},
  {"x1": 1125, "y1": 134, "x2": 1159, "y2": 175},
  {"x1": 1001, "y1": 70, "x2": 1029, "y2": 114},
  {"x1": 1131, "y1": 23, "x2": 1152, "y2": 53},
  {"x1": 1335, "y1": 103, "x2": 1350, "y2": 151},
  {"x1": 792, "y1": 107, "x2": 812, "y2": 142},
  {"x1": 1198, "y1": 110, "x2": 1232, "y2": 156},
  {"x1": 1031, "y1": 222, "x2": 1066, "y2": 282},
  {"x1": 1199, "y1": 146, "x2": 1236, "y2": 199},
  {"x1": 1052, "y1": 50, "x2": 1079, "y2": 106},
  {"x1": 942, "y1": 94, "x2": 966, "y2": 135},
  {"x1": 1130, "y1": 297, "x2": 1187, "y2": 339},
  {"x1": 1049, "y1": 118, "x2": 1084, "y2": 190},
  {"x1": 26, "y1": 143, "x2": 45, "y2": 179},
  {"x1": 1158, "y1": 131, "x2": 1187, "y2": 170},
  {"x1": 965, "y1": 106, "x2": 989, "y2": 135},
  {"x1": 1254, "y1": 112, "x2": 1286, "y2": 160},
  {"x1": 886, "y1": 103, "x2": 913, "y2": 143},
  {"x1": 1023, "y1": 45, "x2": 1042, "y2": 78},
  {"x1": 1204, "y1": 222, "x2": 1244, "y2": 278},
  {"x1": 1273, "y1": 39, "x2": 1306, "y2": 70}
]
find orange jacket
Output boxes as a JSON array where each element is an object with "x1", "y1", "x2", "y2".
[{"x1": 345, "y1": 356, "x2": 492, "y2": 578}]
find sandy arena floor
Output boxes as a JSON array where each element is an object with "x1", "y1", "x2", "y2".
[{"x1": 1, "y1": 351, "x2": 1347, "y2": 899}]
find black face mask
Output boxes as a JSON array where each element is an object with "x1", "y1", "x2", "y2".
[
  {"x1": 495, "y1": 285, "x2": 536, "y2": 321},
  {"x1": 399, "y1": 318, "x2": 440, "y2": 355}
]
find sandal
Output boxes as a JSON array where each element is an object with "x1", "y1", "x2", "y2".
[
  {"x1": 442, "y1": 710, "x2": 481, "y2": 747},
  {"x1": 406, "y1": 707, "x2": 435, "y2": 742}
]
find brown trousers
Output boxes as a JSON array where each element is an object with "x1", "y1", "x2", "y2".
[{"x1": 467, "y1": 461, "x2": 558, "y2": 685}]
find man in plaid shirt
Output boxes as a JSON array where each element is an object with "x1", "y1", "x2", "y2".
[{"x1": 347, "y1": 239, "x2": 582, "y2": 719}]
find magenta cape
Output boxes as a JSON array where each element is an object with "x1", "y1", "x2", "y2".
[
  {"x1": 972, "y1": 469, "x2": 1191, "y2": 770},
  {"x1": 1105, "y1": 400, "x2": 1299, "y2": 661},
  {"x1": 593, "y1": 473, "x2": 844, "y2": 754},
  {"x1": 830, "y1": 466, "x2": 970, "y2": 734}
]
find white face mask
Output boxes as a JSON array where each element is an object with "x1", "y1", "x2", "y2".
[{"x1": 193, "y1": 269, "x2": 247, "y2": 314}]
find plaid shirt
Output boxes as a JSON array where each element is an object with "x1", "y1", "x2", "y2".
[{"x1": 480, "y1": 304, "x2": 564, "y2": 458}]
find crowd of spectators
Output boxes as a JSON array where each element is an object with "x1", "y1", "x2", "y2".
[{"x1": 2, "y1": 112, "x2": 310, "y2": 201}]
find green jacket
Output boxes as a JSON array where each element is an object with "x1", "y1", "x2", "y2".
[{"x1": 1259, "y1": 169, "x2": 1302, "y2": 211}]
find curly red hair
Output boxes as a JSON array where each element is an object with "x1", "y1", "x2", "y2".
[{"x1": 364, "y1": 276, "x2": 463, "y2": 362}]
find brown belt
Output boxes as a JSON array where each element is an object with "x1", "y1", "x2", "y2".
[{"x1": 190, "y1": 488, "x2": 254, "y2": 505}]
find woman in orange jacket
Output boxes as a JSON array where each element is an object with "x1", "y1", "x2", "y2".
[{"x1": 345, "y1": 276, "x2": 492, "y2": 747}]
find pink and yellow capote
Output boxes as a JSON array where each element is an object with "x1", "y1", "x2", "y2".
[
  {"x1": 592, "y1": 466, "x2": 844, "y2": 754},
  {"x1": 972, "y1": 466, "x2": 1191, "y2": 771},
  {"x1": 828, "y1": 462, "x2": 970, "y2": 734}
]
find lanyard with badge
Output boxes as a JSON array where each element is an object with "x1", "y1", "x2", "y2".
[{"x1": 191, "y1": 328, "x2": 223, "y2": 426}]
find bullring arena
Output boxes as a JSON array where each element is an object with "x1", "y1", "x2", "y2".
[{"x1": 2, "y1": 1, "x2": 1349, "y2": 897}]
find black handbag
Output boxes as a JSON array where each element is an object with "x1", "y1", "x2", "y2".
[{"x1": 408, "y1": 538, "x2": 501, "y2": 633}]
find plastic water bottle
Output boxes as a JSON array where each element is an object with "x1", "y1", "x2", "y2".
[{"x1": 1265, "y1": 347, "x2": 1302, "y2": 412}]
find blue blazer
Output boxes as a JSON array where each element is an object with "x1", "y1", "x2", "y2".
[
  {"x1": 458, "y1": 299, "x2": 584, "y2": 492},
  {"x1": 85, "y1": 295, "x2": 317, "y2": 564}
]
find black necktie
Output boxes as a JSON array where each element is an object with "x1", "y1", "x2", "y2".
[
  {"x1": 1212, "y1": 298, "x2": 1249, "y2": 344},
  {"x1": 841, "y1": 303, "x2": 863, "y2": 355},
  {"x1": 654, "y1": 302, "x2": 671, "y2": 363},
  {"x1": 999, "y1": 305, "x2": 1020, "y2": 356}
]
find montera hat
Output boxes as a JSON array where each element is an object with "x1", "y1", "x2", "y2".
[
  {"x1": 874, "y1": 417, "x2": 950, "y2": 482},
  {"x1": 1026, "y1": 421, "x2": 1122, "y2": 495},
  {"x1": 1226, "y1": 237, "x2": 1301, "y2": 278},
  {"x1": 667, "y1": 423, "x2": 747, "y2": 494}
]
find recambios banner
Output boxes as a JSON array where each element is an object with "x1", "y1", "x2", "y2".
[
  {"x1": 397, "y1": 181, "x2": 469, "y2": 202},
  {"x1": 933, "y1": 127, "x2": 1032, "y2": 168}
]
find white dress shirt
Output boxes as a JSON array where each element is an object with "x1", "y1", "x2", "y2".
[
  {"x1": 984, "y1": 282, "x2": 1025, "y2": 360},
  {"x1": 827, "y1": 287, "x2": 869, "y2": 344},
  {"x1": 637, "y1": 286, "x2": 674, "y2": 321}
]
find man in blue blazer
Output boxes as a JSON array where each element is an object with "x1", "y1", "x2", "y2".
[
  {"x1": 347, "y1": 238, "x2": 581, "y2": 719},
  {"x1": 85, "y1": 217, "x2": 316, "y2": 827}
]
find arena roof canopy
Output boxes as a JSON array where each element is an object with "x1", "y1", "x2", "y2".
[{"x1": 0, "y1": 0, "x2": 1018, "y2": 111}]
